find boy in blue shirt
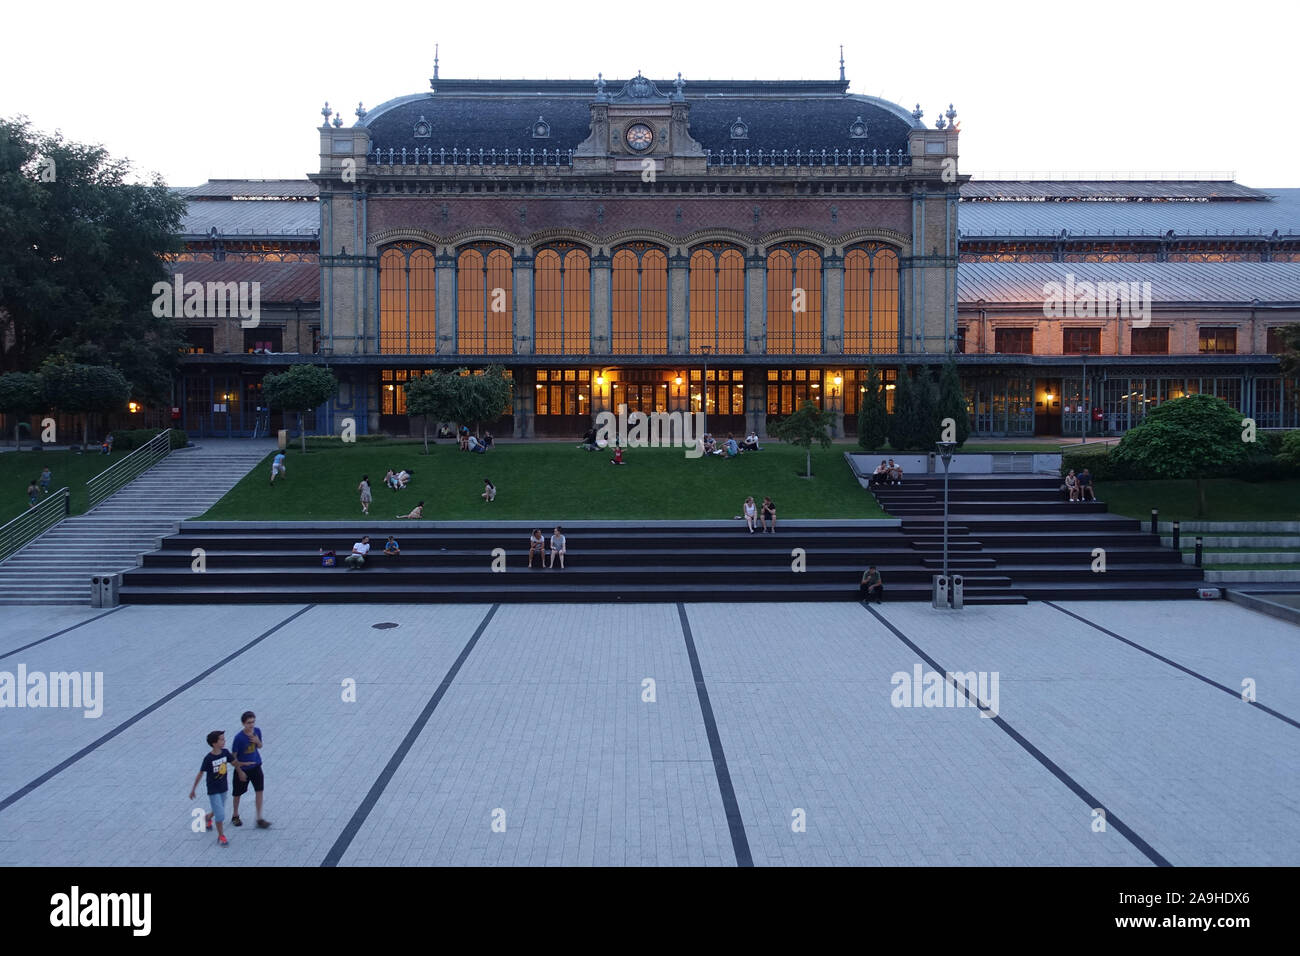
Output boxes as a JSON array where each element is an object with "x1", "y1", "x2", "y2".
[
  {"x1": 230, "y1": 711, "x2": 271, "y2": 828},
  {"x1": 189, "y1": 730, "x2": 238, "y2": 846},
  {"x1": 270, "y1": 452, "x2": 287, "y2": 486}
]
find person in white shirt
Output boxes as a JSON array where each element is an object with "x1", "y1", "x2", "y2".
[
  {"x1": 345, "y1": 536, "x2": 371, "y2": 569},
  {"x1": 742, "y1": 432, "x2": 761, "y2": 451},
  {"x1": 548, "y1": 526, "x2": 567, "y2": 569},
  {"x1": 743, "y1": 496, "x2": 758, "y2": 532}
]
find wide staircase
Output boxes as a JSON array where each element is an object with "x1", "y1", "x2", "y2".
[
  {"x1": 870, "y1": 474, "x2": 1206, "y2": 600},
  {"x1": 0, "y1": 441, "x2": 272, "y2": 605}
]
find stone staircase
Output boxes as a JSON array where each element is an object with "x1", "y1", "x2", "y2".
[{"x1": 0, "y1": 440, "x2": 272, "y2": 605}]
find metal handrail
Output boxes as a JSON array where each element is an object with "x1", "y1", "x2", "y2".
[
  {"x1": 86, "y1": 429, "x2": 172, "y2": 512},
  {"x1": 0, "y1": 487, "x2": 70, "y2": 564}
]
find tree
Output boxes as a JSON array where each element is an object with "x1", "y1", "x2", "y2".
[
  {"x1": 0, "y1": 117, "x2": 186, "y2": 400},
  {"x1": 404, "y1": 371, "x2": 460, "y2": 454},
  {"x1": 856, "y1": 367, "x2": 888, "y2": 451},
  {"x1": 1271, "y1": 323, "x2": 1300, "y2": 398},
  {"x1": 936, "y1": 359, "x2": 971, "y2": 446},
  {"x1": 0, "y1": 371, "x2": 43, "y2": 449},
  {"x1": 1110, "y1": 394, "x2": 1249, "y2": 516},
  {"x1": 262, "y1": 365, "x2": 338, "y2": 453},
  {"x1": 456, "y1": 366, "x2": 514, "y2": 437},
  {"x1": 911, "y1": 367, "x2": 941, "y2": 450},
  {"x1": 771, "y1": 399, "x2": 835, "y2": 478},
  {"x1": 1278, "y1": 431, "x2": 1300, "y2": 469},
  {"x1": 886, "y1": 371, "x2": 914, "y2": 451},
  {"x1": 40, "y1": 360, "x2": 130, "y2": 447}
]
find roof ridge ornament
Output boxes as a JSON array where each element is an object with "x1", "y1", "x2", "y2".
[
  {"x1": 912, "y1": 103, "x2": 923, "y2": 122},
  {"x1": 321, "y1": 102, "x2": 333, "y2": 125},
  {"x1": 673, "y1": 72, "x2": 685, "y2": 101},
  {"x1": 946, "y1": 104, "x2": 958, "y2": 128},
  {"x1": 355, "y1": 102, "x2": 367, "y2": 120},
  {"x1": 595, "y1": 72, "x2": 608, "y2": 102},
  {"x1": 613, "y1": 72, "x2": 668, "y2": 102},
  {"x1": 839, "y1": 45, "x2": 846, "y2": 82}
]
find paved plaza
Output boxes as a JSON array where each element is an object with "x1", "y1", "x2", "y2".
[{"x1": 0, "y1": 598, "x2": 1296, "y2": 866}]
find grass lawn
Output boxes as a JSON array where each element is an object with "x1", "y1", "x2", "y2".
[
  {"x1": 200, "y1": 441, "x2": 885, "y2": 520},
  {"x1": 1097, "y1": 478, "x2": 1300, "y2": 522},
  {"x1": 0, "y1": 449, "x2": 109, "y2": 525}
]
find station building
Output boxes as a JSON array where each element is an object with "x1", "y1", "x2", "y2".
[{"x1": 168, "y1": 69, "x2": 1300, "y2": 439}]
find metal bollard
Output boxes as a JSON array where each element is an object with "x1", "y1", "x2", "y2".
[
  {"x1": 1150, "y1": 509, "x2": 1158, "y2": 535},
  {"x1": 1195, "y1": 536, "x2": 1203, "y2": 568},
  {"x1": 90, "y1": 576, "x2": 104, "y2": 608},
  {"x1": 950, "y1": 574, "x2": 964, "y2": 610},
  {"x1": 932, "y1": 574, "x2": 949, "y2": 609},
  {"x1": 1172, "y1": 521, "x2": 1180, "y2": 550}
]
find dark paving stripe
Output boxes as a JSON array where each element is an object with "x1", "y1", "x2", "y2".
[
  {"x1": 1044, "y1": 601, "x2": 1300, "y2": 732},
  {"x1": 0, "y1": 606, "x2": 126, "y2": 663},
  {"x1": 321, "y1": 604, "x2": 499, "y2": 867},
  {"x1": 863, "y1": 603, "x2": 1172, "y2": 867},
  {"x1": 677, "y1": 603, "x2": 753, "y2": 867},
  {"x1": 0, "y1": 605, "x2": 314, "y2": 815}
]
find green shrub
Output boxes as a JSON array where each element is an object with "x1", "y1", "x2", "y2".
[
  {"x1": 169, "y1": 429, "x2": 188, "y2": 450},
  {"x1": 1060, "y1": 444, "x2": 1135, "y2": 481},
  {"x1": 109, "y1": 428, "x2": 161, "y2": 451}
]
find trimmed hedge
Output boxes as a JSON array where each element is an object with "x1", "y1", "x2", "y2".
[{"x1": 109, "y1": 428, "x2": 188, "y2": 451}]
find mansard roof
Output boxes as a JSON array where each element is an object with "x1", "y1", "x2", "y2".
[{"x1": 358, "y1": 76, "x2": 920, "y2": 157}]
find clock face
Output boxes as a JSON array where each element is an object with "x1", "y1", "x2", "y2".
[{"x1": 625, "y1": 123, "x2": 654, "y2": 151}]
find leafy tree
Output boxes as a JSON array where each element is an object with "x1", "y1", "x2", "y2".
[
  {"x1": 1278, "y1": 430, "x2": 1300, "y2": 469},
  {"x1": 1110, "y1": 394, "x2": 1250, "y2": 516},
  {"x1": 456, "y1": 366, "x2": 514, "y2": 437},
  {"x1": 936, "y1": 359, "x2": 971, "y2": 446},
  {"x1": 856, "y1": 367, "x2": 888, "y2": 451},
  {"x1": 262, "y1": 365, "x2": 338, "y2": 453},
  {"x1": 911, "y1": 367, "x2": 941, "y2": 449},
  {"x1": 771, "y1": 399, "x2": 835, "y2": 478},
  {"x1": 886, "y1": 371, "x2": 915, "y2": 451},
  {"x1": 40, "y1": 360, "x2": 130, "y2": 447},
  {"x1": 404, "y1": 371, "x2": 460, "y2": 454},
  {"x1": 0, "y1": 371, "x2": 43, "y2": 449},
  {"x1": 0, "y1": 117, "x2": 186, "y2": 400},
  {"x1": 1271, "y1": 323, "x2": 1300, "y2": 398}
]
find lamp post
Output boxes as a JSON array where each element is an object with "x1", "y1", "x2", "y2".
[
  {"x1": 699, "y1": 345, "x2": 712, "y2": 437},
  {"x1": 936, "y1": 440, "x2": 957, "y2": 601},
  {"x1": 1079, "y1": 344, "x2": 1090, "y2": 445}
]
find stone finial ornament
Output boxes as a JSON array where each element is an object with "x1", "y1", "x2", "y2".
[
  {"x1": 356, "y1": 102, "x2": 367, "y2": 120},
  {"x1": 321, "y1": 102, "x2": 332, "y2": 124},
  {"x1": 912, "y1": 103, "x2": 923, "y2": 122}
]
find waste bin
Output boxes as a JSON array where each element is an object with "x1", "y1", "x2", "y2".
[
  {"x1": 90, "y1": 575, "x2": 104, "y2": 608},
  {"x1": 950, "y1": 574, "x2": 964, "y2": 609},
  {"x1": 91, "y1": 573, "x2": 121, "y2": 608},
  {"x1": 277, "y1": 428, "x2": 288, "y2": 450},
  {"x1": 932, "y1": 574, "x2": 949, "y2": 609}
]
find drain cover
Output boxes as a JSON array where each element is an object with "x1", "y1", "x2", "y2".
[{"x1": 372, "y1": 622, "x2": 399, "y2": 630}]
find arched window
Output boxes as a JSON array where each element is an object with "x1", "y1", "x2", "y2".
[
  {"x1": 378, "y1": 242, "x2": 436, "y2": 354},
  {"x1": 766, "y1": 245, "x2": 822, "y2": 354},
  {"x1": 844, "y1": 243, "x2": 900, "y2": 354},
  {"x1": 457, "y1": 244, "x2": 514, "y2": 354},
  {"x1": 689, "y1": 244, "x2": 745, "y2": 354},
  {"x1": 534, "y1": 244, "x2": 591, "y2": 354},
  {"x1": 612, "y1": 243, "x2": 668, "y2": 354}
]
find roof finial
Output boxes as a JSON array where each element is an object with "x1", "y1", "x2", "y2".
[
  {"x1": 433, "y1": 43, "x2": 439, "y2": 80},
  {"x1": 839, "y1": 45, "x2": 845, "y2": 82}
]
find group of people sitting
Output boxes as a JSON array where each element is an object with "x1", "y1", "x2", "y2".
[
  {"x1": 383, "y1": 468, "x2": 414, "y2": 491},
  {"x1": 332, "y1": 534, "x2": 403, "y2": 570},
  {"x1": 867, "y1": 459, "x2": 905, "y2": 487},
  {"x1": 703, "y1": 432, "x2": 760, "y2": 458},
  {"x1": 458, "y1": 427, "x2": 494, "y2": 453},
  {"x1": 527, "y1": 527, "x2": 568, "y2": 568},
  {"x1": 741, "y1": 496, "x2": 778, "y2": 533},
  {"x1": 1062, "y1": 468, "x2": 1097, "y2": 502}
]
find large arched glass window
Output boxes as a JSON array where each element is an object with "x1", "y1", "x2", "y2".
[
  {"x1": 457, "y1": 244, "x2": 514, "y2": 354},
  {"x1": 844, "y1": 243, "x2": 900, "y2": 354},
  {"x1": 378, "y1": 242, "x2": 436, "y2": 353},
  {"x1": 766, "y1": 245, "x2": 822, "y2": 354},
  {"x1": 534, "y1": 244, "x2": 591, "y2": 354},
  {"x1": 689, "y1": 244, "x2": 745, "y2": 354},
  {"x1": 612, "y1": 243, "x2": 668, "y2": 354}
]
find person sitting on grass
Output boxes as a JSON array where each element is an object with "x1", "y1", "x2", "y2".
[
  {"x1": 383, "y1": 535, "x2": 400, "y2": 557},
  {"x1": 579, "y1": 427, "x2": 597, "y2": 450},
  {"x1": 384, "y1": 469, "x2": 399, "y2": 491},
  {"x1": 482, "y1": 478, "x2": 496, "y2": 503},
  {"x1": 468, "y1": 434, "x2": 487, "y2": 454},
  {"x1": 483, "y1": 431, "x2": 495, "y2": 450},
  {"x1": 724, "y1": 435, "x2": 740, "y2": 457},
  {"x1": 398, "y1": 501, "x2": 424, "y2": 519},
  {"x1": 703, "y1": 434, "x2": 716, "y2": 456},
  {"x1": 742, "y1": 432, "x2": 761, "y2": 451},
  {"x1": 396, "y1": 469, "x2": 412, "y2": 489},
  {"x1": 459, "y1": 427, "x2": 470, "y2": 451},
  {"x1": 345, "y1": 536, "x2": 371, "y2": 569},
  {"x1": 610, "y1": 445, "x2": 624, "y2": 465},
  {"x1": 528, "y1": 529, "x2": 547, "y2": 568}
]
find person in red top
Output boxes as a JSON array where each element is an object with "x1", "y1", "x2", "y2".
[{"x1": 610, "y1": 445, "x2": 624, "y2": 465}]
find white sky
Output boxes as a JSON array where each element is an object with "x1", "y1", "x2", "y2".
[{"x1": 4, "y1": 0, "x2": 1297, "y2": 187}]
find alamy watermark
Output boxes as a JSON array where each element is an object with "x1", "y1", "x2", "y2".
[
  {"x1": 0, "y1": 665, "x2": 103, "y2": 718},
  {"x1": 595, "y1": 404, "x2": 706, "y2": 459},
  {"x1": 890, "y1": 663, "x2": 999, "y2": 718},
  {"x1": 1042, "y1": 274, "x2": 1151, "y2": 328},
  {"x1": 151, "y1": 273, "x2": 261, "y2": 328}
]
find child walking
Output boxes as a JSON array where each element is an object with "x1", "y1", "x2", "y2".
[
  {"x1": 189, "y1": 730, "x2": 239, "y2": 847},
  {"x1": 358, "y1": 475, "x2": 372, "y2": 515}
]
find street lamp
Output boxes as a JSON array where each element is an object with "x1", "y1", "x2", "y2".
[
  {"x1": 936, "y1": 441, "x2": 957, "y2": 605},
  {"x1": 1079, "y1": 345, "x2": 1090, "y2": 445},
  {"x1": 698, "y1": 345, "x2": 712, "y2": 436}
]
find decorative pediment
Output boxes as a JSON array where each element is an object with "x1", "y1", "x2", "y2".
[{"x1": 611, "y1": 72, "x2": 669, "y2": 102}]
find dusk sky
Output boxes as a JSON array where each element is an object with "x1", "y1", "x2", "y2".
[{"x1": 4, "y1": 0, "x2": 1296, "y2": 187}]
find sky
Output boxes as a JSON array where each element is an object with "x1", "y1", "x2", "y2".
[{"x1": 3, "y1": 0, "x2": 1298, "y2": 188}]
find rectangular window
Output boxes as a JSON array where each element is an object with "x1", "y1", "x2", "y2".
[
  {"x1": 310, "y1": 326, "x2": 321, "y2": 354},
  {"x1": 1266, "y1": 327, "x2": 1292, "y2": 354},
  {"x1": 994, "y1": 328, "x2": 1033, "y2": 354},
  {"x1": 1130, "y1": 328, "x2": 1169, "y2": 355},
  {"x1": 244, "y1": 329, "x2": 283, "y2": 353},
  {"x1": 1199, "y1": 327, "x2": 1237, "y2": 354},
  {"x1": 1062, "y1": 328, "x2": 1101, "y2": 354},
  {"x1": 536, "y1": 369, "x2": 588, "y2": 416},
  {"x1": 184, "y1": 327, "x2": 214, "y2": 354},
  {"x1": 955, "y1": 327, "x2": 967, "y2": 354}
]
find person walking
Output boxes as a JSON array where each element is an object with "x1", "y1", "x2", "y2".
[
  {"x1": 358, "y1": 475, "x2": 372, "y2": 515},
  {"x1": 39, "y1": 467, "x2": 52, "y2": 495},
  {"x1": 230, "y1": 711, "x2": 271, "y2": 829},
  {"x1": 743, "y1": 496, "x2": 758, "y2": 533},
  {"x1": 189, "y1": 730, "x2": 236, "y2": 847},
  {"x1": 270, "y1": 451, "x2": 286, "y2": 486},
  {"x1": 27, "y1": 479, "x2": 39, "y2": 508}
]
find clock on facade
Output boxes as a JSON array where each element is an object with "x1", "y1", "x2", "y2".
[{"x1": 625, "y1": 123, "x2": 654, "y2": 151}]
